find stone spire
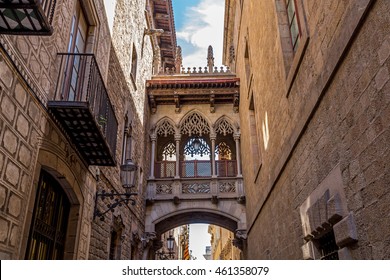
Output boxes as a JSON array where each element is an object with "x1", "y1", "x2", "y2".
[
  {"x1": 207, "y1": 45, "x2": 214, "y2": 73},
  {"x1": 175, "y1": 46, "x2": 182, "y2": 74}
]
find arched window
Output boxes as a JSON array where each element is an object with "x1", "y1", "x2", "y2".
[
  {"x1": 215, "y1": 142, "x2": 232, "y2": 160},
  {"x1": 162, "y1": 142, "x2": 176, "y2": 160},
  {"x1": 25, "y1": 170, "x2": 70, "y2": 259},
  {"x1": 183, "y1": 137, "x2": 210, "y2": 157}
]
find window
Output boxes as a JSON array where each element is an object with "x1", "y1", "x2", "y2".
[
  {"x1": 25, "y1": 171, "x2": 70, "y2": 260},
  {"x1": 131, "y1": 44, "x2": 138, "y2": 82},
  {"x1": 285, "y1": 0, "x2": 301, "y2": 52},
  {"x1": 244, "y1": 41, "x2": 251, "y2": 85},
  {"x1": 122, "y1": 117, "x2": 133, "y2": 164},
  {"x1": 248, "y1": 93, "x2": 262, "y2": 180},
  {"x1": 316, "y1": 230, "x2": 339, "y2": 260},
  {"x1": 63, "y1": 2, "x2": 89, "y2": 101},
  {"x1": 109, "y1": 230, "x2": 122, "y2": 260}
]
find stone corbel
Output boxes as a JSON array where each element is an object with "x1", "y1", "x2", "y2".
[
  {"x1": 233, "y1": 229, "x2": 247, "y2": 250},
  {"x1": 233, "y1": 92, "x2": 239, "y2": 113},
  {"x1": 142, "y1": 232, "x2": 157, "y2": 249},
  {"x1": 174, "y1": 93, "x2": 181, "y2": 113},
  {"x1": 149, "y1": 95, "x2": 157, "y2": 114},
  {"x1": 210, "y1": 93, "x2": 215, "y2": 113}
]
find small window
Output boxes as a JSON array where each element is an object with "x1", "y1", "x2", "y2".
[
  {"x1": 244, "y1": 42, "x2": 251, "y2": 85},
  {"x1": 248, "y1": 93, "x2": 262, "y2": 180},
  {"x1": 131, "y1": 45, "x2": 138, "y2": 82},
  {"x1": 316, "y1": 230, "x2": 339, "y2": 260},
  {"x1": 285, "y1": 0, "x2": 301, "y2": 52},
  {"x1": 122, "y1": 119, "x2": 133, "y2": 163}
]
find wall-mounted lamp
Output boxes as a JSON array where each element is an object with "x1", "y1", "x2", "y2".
[
  {"x1": 156, "y1": 234, "x2": 175, "y2": 260},
  {"x1": 93, "y1": 159, "x2": 138, "y2": 221}
]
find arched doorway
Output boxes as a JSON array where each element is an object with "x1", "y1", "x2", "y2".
[{"x1": 25, "y1": 170, "x2": 71, "y2": 259}]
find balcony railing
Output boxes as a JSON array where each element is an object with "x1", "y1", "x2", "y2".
[
  {"x1": 154, "y1": 160, "x2": 237, "y2": 178},
  {"x1": 155, "y1": 161, "x2": 175, "y2": 178},
  {"x1": 215, "y1": 160, "x2": 237, "y2": 177},
  {"x1": 0, "y1": 0, "x2": 56, "y2": 35},
  {"x1": 48, "y1": 53, "x2": 118, "y2": 166}
]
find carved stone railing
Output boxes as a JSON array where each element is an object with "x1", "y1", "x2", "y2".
[
  {"x1": 147, "y1": 177, "x2": 245, "y2": 202},
  {"x1": 158, "y1": 65, "x2": 232, "y2": 76}
]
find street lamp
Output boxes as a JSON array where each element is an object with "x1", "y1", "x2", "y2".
[
  {"x1": 93, "y1": 159, "x2": 138, "y2": 221},
  {"x1": 157, "y1": 234, "x2": 175, "y2": 259}
]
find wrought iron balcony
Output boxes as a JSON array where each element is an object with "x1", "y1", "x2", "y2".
[
  {"x1": 0, "y1": 0, "x2": 56, "y2": 35},
  {"x1": 48, "y1": 53, "x2": 118, "y2": 166}
]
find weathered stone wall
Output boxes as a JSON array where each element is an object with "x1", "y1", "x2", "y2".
[
  {"x1": 0, "y1": 0, "x2": 151, "y2": 260},
  {"x1": 87, "y1": 0, "x2": 154, "y2": 260},
  {"x1": 112, "y1": 0, "x2": 154, "y2": 124},
  {"x1": 230, "y1": 0, "x2": 389, "y2": 259}
]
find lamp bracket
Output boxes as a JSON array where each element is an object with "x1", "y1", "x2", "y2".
[{"x1": 93, "y1": 190, "x2": 138, "y2": 221}]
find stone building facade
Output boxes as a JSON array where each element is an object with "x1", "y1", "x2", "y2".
[
  {"x1": 208, "y1": 225, "x2": 241, "y2": 260},
  {"x1": 0, "y1": 0, "x2": 155, "y2": 259},
  {"x1": 223, "y1": 0, "x2": 390, "y2": 259}
]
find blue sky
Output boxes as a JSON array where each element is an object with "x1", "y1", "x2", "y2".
[
  {"x1": 104, "y1": 0, "x2": 225, "y2": 67},
  {"x1": 172, "y1": 0, "x2": 225, "y2": 67}
]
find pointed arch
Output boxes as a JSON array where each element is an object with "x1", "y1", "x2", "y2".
[
  {"x1": 214, "y1": 116, "x2": 238, "y2": 135},
  {"x1": 179, "y1": 110, "x2": 211, "y2": 136},
  {"x1": 155, "y1": 117, "x2": 177, "y2": 137}
]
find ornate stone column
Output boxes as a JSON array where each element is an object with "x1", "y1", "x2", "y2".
[
  {"x1": 210, "y1": 133, "x2": 217, "y2": 178},
  {"x1": 175, "y1": 133, "x2": 181, "y2": 178},
  {"x1": 150, "y1": 133, "x2": 157, "y2": 179},
  {"x1": 234, "y1": 133, "x2": 242, "y2": 177}
]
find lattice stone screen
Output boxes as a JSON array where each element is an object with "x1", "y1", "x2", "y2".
[{"x1": 182, "y1": 183, "x2": 211, "y2": 194}]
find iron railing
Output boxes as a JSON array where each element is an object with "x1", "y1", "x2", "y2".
[
  {"x1": 0, "y1": 0, "x2": 57, "y2": 34},
  {"x1": 54, "y1": 53, "x2": 118, "y2": 156},
  {"x1": 155, "y1": 161, "x2": 176, "y2": 178}
]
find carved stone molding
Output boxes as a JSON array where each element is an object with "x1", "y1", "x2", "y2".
[{"x1": 142, "y1": 232, "x2": 157, "y2": 248}]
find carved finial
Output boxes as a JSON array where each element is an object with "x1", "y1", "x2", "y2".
[
  {"x1": 207, "y1": 45, "x2": 214, "y2": 73},
  {"x1": 175, "y1": 46, "x2": 182, "y2": 74}
]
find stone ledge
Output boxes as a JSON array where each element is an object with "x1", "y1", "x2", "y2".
[{"x1": 333, "y1": 212, "x2": 358, "y2": 248}]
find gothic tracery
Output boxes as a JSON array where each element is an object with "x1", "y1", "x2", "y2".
[{"x1": 180, "y1": 112, "x2": 210, "y2": 136}]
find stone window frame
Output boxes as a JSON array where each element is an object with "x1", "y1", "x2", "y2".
[
  {"x1": 121, "y1": 114, "x2": 133, "y2": 164},
  {"x1": 275, "y1": 0, "x2": 310, "y2": 97},
  {"x1": 131, "y1": 44, "x2": 138, "y2": 88},
  {"x1": 300, "y1": 165, "x2": 358, "y2": 260},
  {"x1": 248, "y1": 89, "x2": 262, "y2": 182}
]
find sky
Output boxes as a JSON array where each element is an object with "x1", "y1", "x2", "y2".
[
  {"x1": 103, "y1": 0, "x2": 226, "y2": 260},
  {"x1": 173, "y1": 0, "x2": 225, "y2": 67}
]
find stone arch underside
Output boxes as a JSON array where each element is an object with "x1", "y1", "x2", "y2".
[
  {"x1": 155, "y1": 211, "x2": 238, "y2": 235},
  {"x1": 146, "y1": 201, "x2": 246, "y2": 235}
]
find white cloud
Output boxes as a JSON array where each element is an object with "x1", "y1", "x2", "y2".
[{"x1": 176, "y1": 0, "x2": 225, "y2": 68}]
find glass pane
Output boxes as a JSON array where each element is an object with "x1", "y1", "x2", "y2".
[{"x1": 287, "y1": 0, "x2": 295, "y2": 25}]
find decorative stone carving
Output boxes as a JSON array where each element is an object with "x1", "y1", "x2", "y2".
[
  {"x1": 156, "y1": 120, "x2": 175, "y2": 137},
  {"x1": 216, "y1": 119, "x2": 235, "y2": 135},
  {"x1": 142, "y1": 232, "x2": 157, "y2": 248},
  {"x1": 156, "y1": 184, "x2": 173, "y2": 194},
  {"x1": 219, "y1": 181, "x2": 236, "y2": 193},
  {"x1": 182, "y1": 183, "x2": 210, "y2": 194},
  {"x1": 180, "y1": 112, "x2": 210, "y2": 136}
]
